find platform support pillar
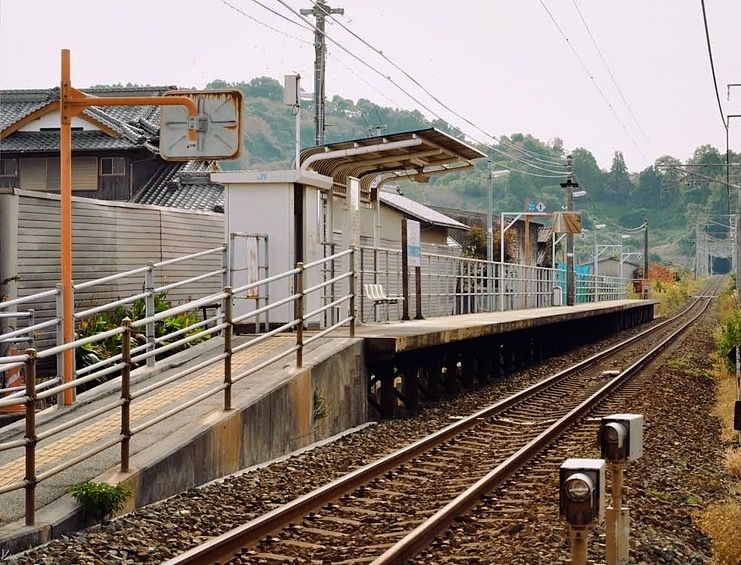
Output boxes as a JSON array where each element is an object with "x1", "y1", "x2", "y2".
[
  {"x1": 378, "y1": 361, "x2": 395, "y2": 418},
  {"x1": 399, "y1": 358, "x2": 419, "y2": 412}
]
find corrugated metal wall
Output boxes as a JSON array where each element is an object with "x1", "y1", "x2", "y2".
[{"x1": 10, "y1": 190, "x2": 225, "y2": 352}]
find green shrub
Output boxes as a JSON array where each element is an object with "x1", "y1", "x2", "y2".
[
  {"x1": 75, "y1": 292, "x2": 211, "y2": 388},
  {"x1": 66, "y1": 480, "x2": 133, "y2": 524}
]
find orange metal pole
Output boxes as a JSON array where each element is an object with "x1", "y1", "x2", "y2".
[
  {"x1": 60, "y1": 49, "x2": 75, "y2": 406},
  {"x1": 57, "y1": 48, "x2": 200, "y2": 407}
]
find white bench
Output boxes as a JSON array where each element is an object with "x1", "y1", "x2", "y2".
[{"x1": 364, "y1": 283, "x2": 404, "y2": 323}]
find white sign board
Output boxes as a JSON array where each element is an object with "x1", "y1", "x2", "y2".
[
  {"x1": 348, "y1": 177, "x2": 360, "y2": 247},
  {"x1": 245, "y1": 237, "x2": 259, "y2": 299},
  {"x1": 406, "y1": 219, "x2": 421, "y2": 268},
  {"x1": 160, "y1": 90, "x2": 243, "y2": 161}
]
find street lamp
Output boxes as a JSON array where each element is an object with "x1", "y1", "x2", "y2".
[{"x1": 487, "y1": 164, "x2": 510, "y2": 264}]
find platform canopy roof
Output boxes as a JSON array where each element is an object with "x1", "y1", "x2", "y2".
[{"x1": 299, "y1": 128, "x2": 485, "y2": 202}]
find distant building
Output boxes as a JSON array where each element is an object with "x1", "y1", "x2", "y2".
[
  {"x1": 596, "y1": 256, "x2": 641, "y2": 279},
  {"x1": 0, "y1": 86, "x2": 221, "y2": 207}
]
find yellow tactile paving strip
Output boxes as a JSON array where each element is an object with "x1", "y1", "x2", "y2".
[{"x1": 0, "y1": 336, "x2": 295, "y2": 489}]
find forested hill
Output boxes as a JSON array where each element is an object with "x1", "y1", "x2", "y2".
[{"x1": 212, "y1": 77, "x2": 733, "y2": 264}]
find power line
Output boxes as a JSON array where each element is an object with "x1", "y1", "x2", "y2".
[
  {"x1": 226, "y1": 0, "x2": 568, "y2": 177},
  {"x1": 218, "y1": 0, "x2": 312, "y2": 44},
  {"x1": 308, "y1": 0, "x2": 568, "y2": 169},
  {"x1": 700, "y1": 0, "x2": 727, "y2": 132},
  {"x1": 537, "y1": 0, "x2": 644, "y2": 158},
  {"x1": 570, "y1": 0, "x2": 649, "y2": 143},
  {"x1": 274, "y1": 0, "x2": 568, "y2": 174}
]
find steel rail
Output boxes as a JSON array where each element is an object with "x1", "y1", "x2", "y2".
[
  {"x1": 162, "y1": 293, "x2": 710, "y2": 565},
  {"x1": 373, "y1": 295, "x2": 713, "y2": 564}
]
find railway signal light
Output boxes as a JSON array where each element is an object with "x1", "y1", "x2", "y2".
[
  {"x1": 598, "y1": 414, "x2": 643, "y2": 462},
  {"x1": 599, "y1": 414, "x2": 644, "y2": 565},
  {"x1": 560, "y1": 458, "x2": 606, "y2": 565},
  {"x1": 559, "y1": 458, "x2": 606, "y2": 527}
]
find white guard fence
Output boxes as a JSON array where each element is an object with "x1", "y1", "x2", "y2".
[{"x1": 357, "y1": 245, "x2": 628, "y2": 322}]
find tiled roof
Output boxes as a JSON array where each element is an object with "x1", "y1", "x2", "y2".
[
  {"x1": 132, "y1": 161, "x2": 225, "y2": 212},
  {"x1": 0, "y1": 130, "x2": 140, "y2": 152},
  {"x1": 379, "y1": 188, "x2": 469, "y2": 230},
  {"x1": 0, "y1": 86, "x2": 173, "y2": 153}
]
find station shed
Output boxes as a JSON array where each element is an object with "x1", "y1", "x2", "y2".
[{"x1": 212, "y1": 128, "x2": 485, "y2": 326}]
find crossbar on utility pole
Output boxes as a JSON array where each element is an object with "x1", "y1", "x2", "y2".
[{"x1": 300, "y1": 0, "x2": 344, "y2": 146}]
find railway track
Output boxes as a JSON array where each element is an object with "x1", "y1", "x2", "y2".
[{"x1": 164, "y1": 282, "x2": 719, "y2": 565}]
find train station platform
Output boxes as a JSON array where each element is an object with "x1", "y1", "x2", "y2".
[{"x1": 0, "y1": 298, "x2": 654, "y2": 554}]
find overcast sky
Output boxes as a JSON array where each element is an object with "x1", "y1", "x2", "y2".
[{"x1": 2, "y1": 1, "x2": 741, "y2": 172}]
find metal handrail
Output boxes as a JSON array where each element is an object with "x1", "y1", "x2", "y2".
[
  {"x1": 232, "y1": 320, "x2": 300, "y2": 355},
  {"x1": 0, "y1": 289, "x2": 57, "y2": 309},
  {"x1": 232, "y1": 345, "x2": 301, "y2": 383},
  {"x1": 131, "y1": 324, "x2": 226, "y2": 364},
  {"x1": 303, "y1": 271, "x2": 352, "y2": 295},
  {"x1": 73, "y1": 245, "x2": 226, "y2": 291},
  {"x1": 131, "y1": 292, "x2": 227, "y2": 328},
  {"x1": 1, "y1": 247, "x2": 360, "y2": 527},
  {"x1": 74, "y1": 291, "x2": 150, "y2": 319},
  {"x1": 304, "y1": 315, "x2": 353, "y2": 345},
  {"x1": 152, "y1": 245, "x2": 226, "y2": 269},
  {"x1": 155, "y1": 268, "x2": 226, "y2": 294},
  {"x1": 130, "y1": 383, "x2": 227, "y2": 435},
  {"x1": 232, "y1": 267, "x2": 300, "y2": 296},
  {"x1": 37, "y1": 327, "x2": 125, "y2": 360},
  {"x1": 304, "y1": 295, "x2": 352, "y2": 321},
  {"x1": 0, "y1": 318, "x2": 58, "y2": 342},
  {"x1": 0, "y1": 311, "x2": 33, "y2": 319},
  {"x1": 303, "y1": 248, "x2": 353, "y2": 270},
  {"x1": 232, "y1": 293, "x2": 300, "y2": 325},
  {"x1": 131, "y1": 353, "x2": 228, "y2": 400},
  {"x1": 74, "y1": 267, "x2": 150, "y2": 290},
  {"x1": 36, "y1": 399, "x2": 125, "y2": 442}
]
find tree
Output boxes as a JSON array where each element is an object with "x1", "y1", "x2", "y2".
[
  {"x1": 571, "y1": 148, "x2": 604, "y2": 199},
  {"x1": 247, "y1": 77, "x2": 283, "y2": 101},
  {"x1": 607, "y1": 151, "x2": 633, "y2": 205}
]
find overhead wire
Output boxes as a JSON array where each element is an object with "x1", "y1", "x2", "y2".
[
  {"x1": 280, "y1": 0, "x2": 566, "y2": 176},
  {"x1": 308, "y1": 0, "x2": 569, "y2": 169},
  {"x1": 537, "y1": 0, "x2": 644, "y2": 158},
  {"x1": 330, "y1": 52, "x2": 429, "y2": 129},
  {"x1": 700, "y1": 0, "x2": 728, "y2": 132},
  {"x1": 569, "y1": 0, "x2": 649, "y2": 143},
  {"x1": 217, "y1": 0, "x2": 568, "y2": 177},
  {"x1": 217, "y1": 0, "x2": 312, "y2": 44}
]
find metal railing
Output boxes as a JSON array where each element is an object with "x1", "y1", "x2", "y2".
[
  {"x1": 358, "y1": 245, "x2": 629, "y2": 321},
  {"x1": 0, "y1": 248, "x2": 356, "y2": 526},
  {"x1": 0, "y1": 246, "x2": 227, "y2": 399}
]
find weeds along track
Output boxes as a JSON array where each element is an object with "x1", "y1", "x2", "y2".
[{"x1": 164, "y1": 283, "x2": 719, "y2": 565}]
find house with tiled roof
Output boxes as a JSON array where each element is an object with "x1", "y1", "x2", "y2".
[{"x1": 0, "y1": 86, "x2": 221, "y2": 207}]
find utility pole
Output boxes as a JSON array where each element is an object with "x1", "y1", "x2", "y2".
[
  {"x1": 561, "y1": 155, "x2": 577, "y2": 306},
  {"x1": 301, "y1": 0, "x2": 344, "y2": 146},
  {"x1": 643, "y1": 218, "x2": 649, "y2": 295}
]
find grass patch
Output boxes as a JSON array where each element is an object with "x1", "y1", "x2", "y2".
[
  {"x1": 726, "y1": 449, "x2": 741, "y2": 480},
  {"x1": 697, "y1": 500, "x2": 741, "y2": 565},
  {"x1": 653, "y1": 276, "x2": 699, "y2": 317},
  {"x1": 646, "y1": 488, "x2": 671, "y2": 501},
  {"x1": 712, "y1": 372, "x2": 737, "y2": 444},
  {"x1": 67, "y1": 480, "x2": 133, "y2": 524}
]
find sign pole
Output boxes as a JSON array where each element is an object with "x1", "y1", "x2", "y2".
[
  {"x1": 58, "y1": 49, "x2": 199, "y2": 406},
  {"x1": 401, "y1": 219, "x2": 410, "y2": 320},
  {"x1": 60, "y1": 50, "x2": 75, "y2": 405}
]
